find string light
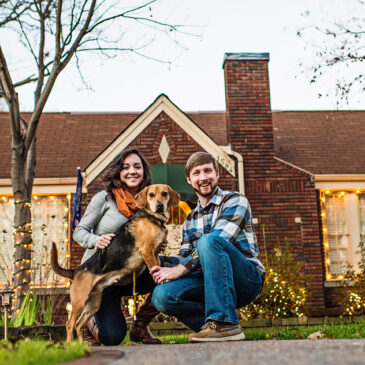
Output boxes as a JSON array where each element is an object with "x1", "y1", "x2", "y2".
[
  {"x1": 342, "y1": 293, "x2": 365, "y2": 317},
  {"x1": 240, "y1": 269, "x2": 307, "y2": 320}
]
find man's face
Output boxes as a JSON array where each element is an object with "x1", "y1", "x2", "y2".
[{"x1": 187, "y1": 162, "x2": 219, "y2": 198}]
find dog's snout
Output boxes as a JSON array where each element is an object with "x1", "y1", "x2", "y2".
[{"x1": 156, "y1": 201, "x2": 164, "y2": 212}]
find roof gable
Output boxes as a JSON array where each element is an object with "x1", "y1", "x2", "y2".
[{"x1": 84, "y1": 94, "x2": 235, "y2": 185}]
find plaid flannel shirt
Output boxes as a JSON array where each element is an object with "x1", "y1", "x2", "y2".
[{"x1": 179, "y1": 187, "x2": 265, "y2": 275}]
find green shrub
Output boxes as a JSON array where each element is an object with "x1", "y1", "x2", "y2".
[
  {"x1": 239, "y1": 228, "x2": 310, "y2": 320},
  {"x1": 341, "y1": 241, "x2": 365, "y2": 316}
]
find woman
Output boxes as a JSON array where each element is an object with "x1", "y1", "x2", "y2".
[{"x1": 73, "y1": 149, "x2": 162, "y2": 346}]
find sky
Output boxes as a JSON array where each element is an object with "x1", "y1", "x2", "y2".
[{"x1": 1, "y1": 0, "x2": 364, "y2": 112}]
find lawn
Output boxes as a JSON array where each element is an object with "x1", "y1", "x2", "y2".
[
  {"x1": 1, "y1": 322, "x2": 364, "y2": 365},
  {"x1": 155, "y1": 321, "x2": 365, "y2": 343},
  {"x1": 0, "y1": 340, "x2": 89, "y2": 365}
]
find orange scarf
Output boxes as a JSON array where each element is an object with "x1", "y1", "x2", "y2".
[{"x1": 112, "y1": 188, "x2": 138, "y2": 218}]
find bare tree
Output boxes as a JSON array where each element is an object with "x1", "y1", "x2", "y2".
[
  {"x1": 297, "y1": 0, "x2": 365, "y2": 105},
  {"x1": 0, "y1": 0, "x2": 190, "y2": 309}
]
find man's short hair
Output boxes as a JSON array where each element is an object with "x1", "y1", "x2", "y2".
[{"x1": 185, "y1": 152, "x2": 219, "y2": 177}]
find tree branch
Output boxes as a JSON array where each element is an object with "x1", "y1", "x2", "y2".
[
  {"x1": 25, "y1": 134, "x2": 36, "y2": 201},
  {"x1": 34, "y1": 0, "x2": 49, "y2": 105},
  {"x1": 24, "y1": 0, "x2": 97, "y2": 152},
  {"x1": 0, "y1": 45, "x2": 21, "y2": 142},
  {"x1": 0, "y1": 0, "x2": 32, "y2": 27},
  {"x1": 55, "y1": 0, "x2": 62, "y2": 62}
]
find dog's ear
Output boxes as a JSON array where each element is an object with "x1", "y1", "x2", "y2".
[
  {"x1": 168, "y1": 186, "x2": 180, "y2": 207},
  {"x1": 135, "y1": 186, "x2": 149, "y2": 209}
]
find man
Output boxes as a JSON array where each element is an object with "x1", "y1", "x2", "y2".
[{"x1": 151, "y1": 152, "x2": 265, "y2": 342}]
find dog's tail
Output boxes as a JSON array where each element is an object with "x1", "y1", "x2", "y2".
[{"x1": 51, "y1": 242, "x2": 74, "y2": 279}]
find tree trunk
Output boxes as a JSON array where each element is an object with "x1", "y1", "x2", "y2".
[{"x1": 11, "y1": 132, "x2": 33, "y2": 311}]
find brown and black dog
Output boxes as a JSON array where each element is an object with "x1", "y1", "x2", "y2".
[{"x1": 51, "y1": 184, "x2": 180, "y2": 343}]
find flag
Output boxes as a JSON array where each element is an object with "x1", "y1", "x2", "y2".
[{"x1": 72, "y1": 167, "x2": 83, "y2": 229}]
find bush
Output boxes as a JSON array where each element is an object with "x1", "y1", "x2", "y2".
[
  {"x1": 239, "y1": 232, "x2": 310, "y2": 321},
  {"x1": 341, "y1": 241, "x2": 365, "y2": 316}
]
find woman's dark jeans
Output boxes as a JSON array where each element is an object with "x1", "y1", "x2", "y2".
[{"x1": 94, "y1": 267, "x2": 156, "y2": 345}]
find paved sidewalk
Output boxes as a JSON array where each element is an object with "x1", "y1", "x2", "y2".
[{"x1": 65, "y1": 339, "x2": 365, "y2": 365}]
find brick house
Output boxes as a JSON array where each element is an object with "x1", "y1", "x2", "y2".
[{"x1": 0, "y1": 52, "x2": 364, "y2": 316}]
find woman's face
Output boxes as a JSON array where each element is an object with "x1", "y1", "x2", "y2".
[{"x1": 120, "y1": 153, "x2": 144, "y2": 194}]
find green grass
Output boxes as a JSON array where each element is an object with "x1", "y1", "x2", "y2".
[
  {"x1": 0, "y1": 340, "x2": 89, "y2": 365},
  {"x1": 160, "y1": 334, "x2": 189, "y2": 344},
  {"x1": 244, "y1": 322, "x2": 365, "y2": 340},
  {"x1": 154, "y1": 321, "x2": 365, "y2": 343}
]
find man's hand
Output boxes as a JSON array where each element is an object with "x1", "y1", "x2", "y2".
[
  {"x1": 97, "y1": 233, "x2": 115, "y2": 249},
  {"x1": 150, "y1": 264, "x2": 189, "y2": 284}
]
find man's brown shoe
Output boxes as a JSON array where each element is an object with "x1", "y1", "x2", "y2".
[{"x1": 188, "y1": 321, "x2": 245, "y2": 343}]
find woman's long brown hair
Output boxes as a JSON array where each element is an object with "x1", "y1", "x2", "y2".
[{"x1": 102, "y1": 149, "x2": 152, "y2": 198}]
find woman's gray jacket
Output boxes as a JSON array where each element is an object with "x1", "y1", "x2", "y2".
[{"x1": 73, "y1": 190, "x2": 145, "y2": 284}]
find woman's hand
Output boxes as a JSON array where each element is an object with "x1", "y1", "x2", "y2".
[
  {"x1": 97, "y1": 233, "x2": 116, "y2": 249},
  {"x1": 150, "y1": 264, "x2": 189, "y2": 284}
]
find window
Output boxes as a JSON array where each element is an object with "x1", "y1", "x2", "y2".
[
  {"x1": 0, "y1": 195, "x2": 70, "y2": 287},
  {"x1": 321, "y1": 190, "x2": 365, "y2": 280}
]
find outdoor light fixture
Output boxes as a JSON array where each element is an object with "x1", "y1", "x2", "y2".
[{"x1": 0, "y1": 285, "x2": 14, "y2": 341}]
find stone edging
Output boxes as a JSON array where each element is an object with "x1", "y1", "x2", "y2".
[
  {"x1": 147, "y1": 315, "x2": 365, "y2": 335},
  {"x1": 1, "y1": 315, "x2": 364, "y2": 340}
]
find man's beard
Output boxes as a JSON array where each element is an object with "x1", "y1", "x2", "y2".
[{"x1": 192, "y1": 182, "x2": 218, "y2": 198}]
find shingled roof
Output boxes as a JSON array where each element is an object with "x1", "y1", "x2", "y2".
[
  {"x1": 272, "y1": 111, "x2": 365, "y2": 175},
  {"x1": 0, "y1": 111, "x2": 227, "y2": 179},
  {"x1": 0, "y1": 109, "x2": 363, "y2": 179}
]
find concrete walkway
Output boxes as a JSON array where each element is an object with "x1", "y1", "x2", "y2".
[{"x1": 66, "y1": 339, "x2": 365, "y2": 365}]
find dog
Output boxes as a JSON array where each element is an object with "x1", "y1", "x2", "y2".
[{"x1": 51, "y1": 184, "x2": 180, "y2": 343}]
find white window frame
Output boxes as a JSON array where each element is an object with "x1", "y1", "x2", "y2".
[{"x1": 320, "y1": 189, "x2": 364, "y2": 281}]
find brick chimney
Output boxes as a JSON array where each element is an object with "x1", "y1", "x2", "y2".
[
  {"x1": 223, "y1": 53, "x2": 275, "y2": 160},
  {"x1": 223, "y1": 53, "x2": 326, "y2": 312}
]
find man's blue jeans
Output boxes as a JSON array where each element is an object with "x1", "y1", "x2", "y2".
[{"x1": 152, "y1": 234, "x2": 263, "y2": 332}]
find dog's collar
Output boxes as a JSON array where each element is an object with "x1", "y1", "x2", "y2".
[{"x1": 140, "y1": 208, "x2": 169, "y2": 226}]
